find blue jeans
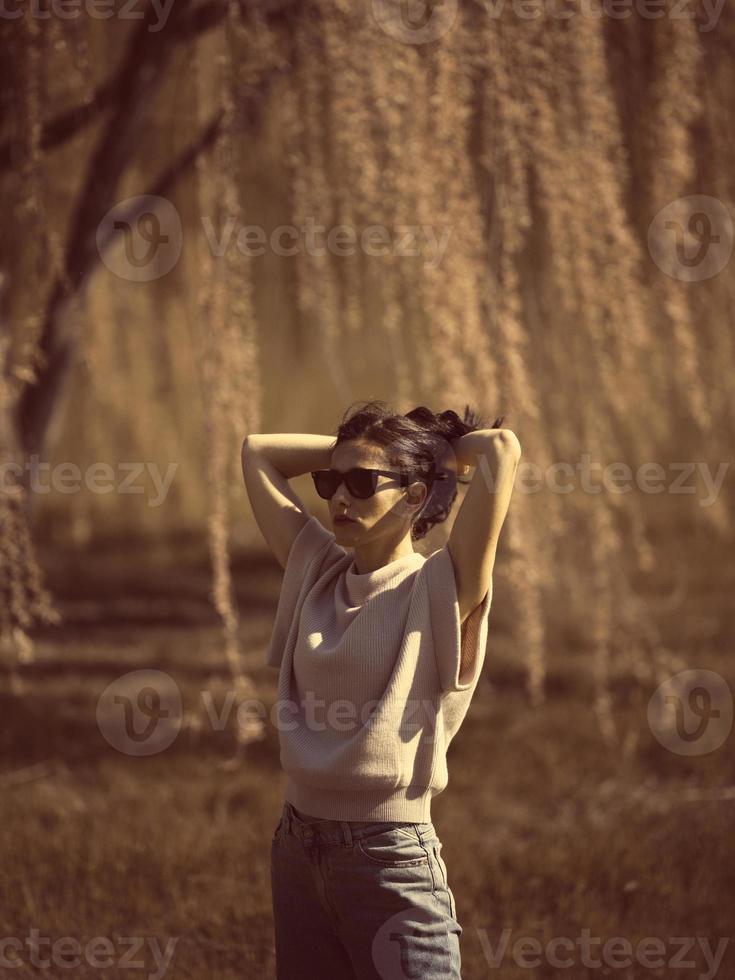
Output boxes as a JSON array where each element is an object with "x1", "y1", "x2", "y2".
[{"x1": 270, "y1": 800, "x2": 462, "y2": 979}]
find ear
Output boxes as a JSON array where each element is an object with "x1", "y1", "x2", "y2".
[
  {"x1": 408, "y1": 481, "x2": 429, "y2": 505},
  {"x1": 397, "y1": 482, "x2": 427, "y2": 520}
]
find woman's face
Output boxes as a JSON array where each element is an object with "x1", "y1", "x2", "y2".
[{"x1": 327, "y1": 439, "x2": 428, "y2": 542}]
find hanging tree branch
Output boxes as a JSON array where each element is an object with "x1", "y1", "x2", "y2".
[
  {"x1": 0, "y1": 0, "x2": 300, "y2": 169},
  {"x1": 12, "y1": 0, "x2": 297, "y2": 470}
]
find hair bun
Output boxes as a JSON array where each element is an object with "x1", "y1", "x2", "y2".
[{"x1": 333, "y1": 398, "x2": 504, "y2": 541}]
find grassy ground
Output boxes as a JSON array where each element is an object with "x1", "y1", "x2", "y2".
[{"x1": 1, "y1": 533, "x2": 733, "y2": 979}]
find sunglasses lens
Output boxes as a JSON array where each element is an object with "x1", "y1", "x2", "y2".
[
  {"x1": 312, "y1": 469, "x2": 384, "y2": 499},
  {"x1": 345, "y1": 469, "x2": 377, "y2": 498},
  {"x1": 312, "y1": 472, "x2": 337, "y2": 499}
]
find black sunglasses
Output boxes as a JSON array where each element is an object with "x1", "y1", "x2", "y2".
[{"x1": 311, "y1": 467, "x2": 446, "y2": 500}]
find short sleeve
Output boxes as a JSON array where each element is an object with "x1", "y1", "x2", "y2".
[
  {"x1": 421, "y1": 545, "x2": 494, "y2": 694},
  {"x1": 265, "y1": 514, "x2": 347, "y2": 669}
]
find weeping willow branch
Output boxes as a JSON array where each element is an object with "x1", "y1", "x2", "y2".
[
  {"x1": 3, "y1": 0, "x2": 731, "y2": 734},
  {"x1": 0, "y1": 0, "x2": 298, "y2": 172},
  {"x1": 12, "y1": 0, "x2": 294, "y2": 467},
  {"x1": 0, "y1": 80, "x2": 115, "y2": 173}
]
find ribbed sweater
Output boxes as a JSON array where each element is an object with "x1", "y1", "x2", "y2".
[{"x1": 266, "y1": 515, "x2": 494, "y2": 822}]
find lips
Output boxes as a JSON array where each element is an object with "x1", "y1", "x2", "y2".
[{"x1": 334, "y1": 515, "x2": 355, "y2": 524}]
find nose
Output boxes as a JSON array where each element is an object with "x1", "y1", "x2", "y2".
[{"x1": 332, "y1": 482, "x2": 351, "y2": 506}]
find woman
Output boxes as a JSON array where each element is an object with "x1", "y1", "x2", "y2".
[{"x1": 241, "y1": 399, "x2": 521, "y2": 980}]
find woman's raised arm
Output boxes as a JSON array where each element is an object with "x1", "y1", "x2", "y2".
[
  {"x1": 240, "y1": 433, "x2": 336, "y2": 570},
  {"x1": 445, "y1": 428, "x2": 522, "y2": 623}
]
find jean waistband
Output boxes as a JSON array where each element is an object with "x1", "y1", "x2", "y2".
[{"x1": 280, "y1": 800, "x2": 435, "y2": 847}]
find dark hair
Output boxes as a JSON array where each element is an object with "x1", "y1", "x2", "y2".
[{"x1": 332, "y1": 399, "x2": 505, "y2": 541}]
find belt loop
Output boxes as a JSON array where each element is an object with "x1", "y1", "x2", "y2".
[
  {"x1": 283, "y1": 804, "x2": 292, "y2": 835},
  {"x1": 340, "y1": 820, "x2": 353, "y2": 847}
]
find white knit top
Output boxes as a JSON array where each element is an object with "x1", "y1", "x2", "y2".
[{"x1": 266, "y1": 515, "x2": 494, "y2": 822}]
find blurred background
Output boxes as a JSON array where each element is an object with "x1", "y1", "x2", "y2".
[{"x1": 1, "y1": 0, "x2": 733, "y2": 976}]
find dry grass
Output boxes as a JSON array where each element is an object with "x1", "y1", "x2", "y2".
[{"x1": 1, "y1": 531, "x2": 733, "y2": 979}]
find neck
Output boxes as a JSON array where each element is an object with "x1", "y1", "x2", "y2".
[{"x1": 350, "y1": 536, "x2": 417, "y2": 574}]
